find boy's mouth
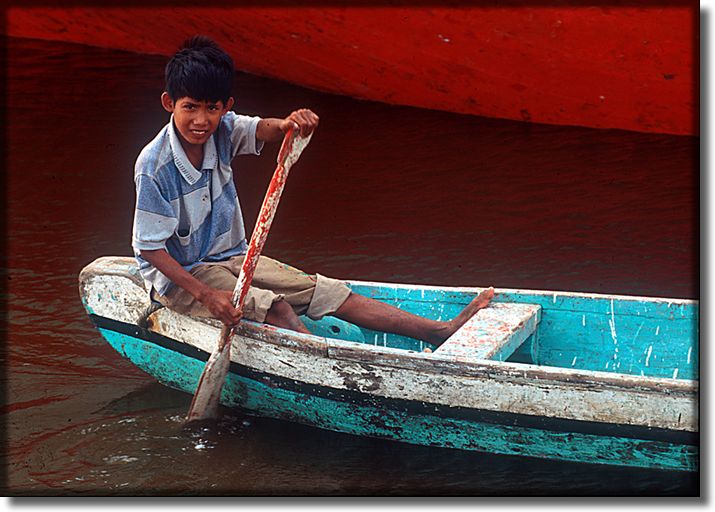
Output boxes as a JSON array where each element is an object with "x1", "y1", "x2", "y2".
[{"x1": 191, "y1": 130, "x2": 208, "y2": 136}]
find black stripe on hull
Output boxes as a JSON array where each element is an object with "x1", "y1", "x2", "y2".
[{"x1": 90, "y1": 314, "x2": 698, "y2": 447}]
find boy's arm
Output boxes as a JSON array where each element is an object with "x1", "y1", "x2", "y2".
[
  {"x1": 140, "y1": 248, "x2": 242, "y2": 326},
  {"x1": 256, "y1": 109, "x2": 319, "y2": 141}
]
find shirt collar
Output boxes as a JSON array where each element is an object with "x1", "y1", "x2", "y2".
[{"x1": 168, "y1": 114, "x2": 218, "y2": 185}]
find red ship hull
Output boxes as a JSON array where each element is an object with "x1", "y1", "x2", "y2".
[{"x1": 7, "y1": 5, "x2": 697, "y2": 135}]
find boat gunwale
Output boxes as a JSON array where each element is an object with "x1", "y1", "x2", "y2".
[
  {"x1": 345, "y1": 278, "x2": 699, "y2": 307},
  {"x1": 178, "y1": 311, "x2": 699, "y2": 398}
]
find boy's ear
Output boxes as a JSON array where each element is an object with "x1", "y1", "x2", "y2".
[
  {"x1": 161, "y1": 92, "x2": 174, "y2": 113},
  {"x1": 224, "y1": 97, "x2": 235, "y2": 112}
]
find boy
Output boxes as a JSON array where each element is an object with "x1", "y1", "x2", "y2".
[{"x1": 132, "y1": 36, "x2": 493, "y2": 348}]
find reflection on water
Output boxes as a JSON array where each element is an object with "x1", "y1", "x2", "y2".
[
  {"x1": 4, "y1": 37, "x2": 698, "y2": 495},
  {"x1": 10, "y1": 383, "x2": 699, "y2": 496}
]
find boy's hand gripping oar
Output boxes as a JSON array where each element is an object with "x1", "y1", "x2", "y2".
[{"x1": 185, "y1": 128, "x2": 313, "y2": 424}]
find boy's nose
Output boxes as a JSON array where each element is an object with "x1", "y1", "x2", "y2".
[{"x1": 194, "y1": 109, "x2": 209, "y2": 125}]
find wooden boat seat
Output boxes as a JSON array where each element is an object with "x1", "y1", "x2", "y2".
[{"x1": 434, "y1": 303, "x2": 541, "y2": 361}]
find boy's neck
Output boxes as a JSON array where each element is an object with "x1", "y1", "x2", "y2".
[{"x1": 178, "y1": 133, "x2": 204, "y2": 170}]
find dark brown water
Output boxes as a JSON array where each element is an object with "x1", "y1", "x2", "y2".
[{"x1": 2, "y1": 38, "x2": 698, "y2": 495}]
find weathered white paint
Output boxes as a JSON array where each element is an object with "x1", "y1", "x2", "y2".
[
  {"x1": 609, "y1": 299, "x2": 618, "y2": 346},
  {"x1": 79, "y1": 258, "x2": 153, "y2": 324},
  {"x1": 143, "y1": 307, "x2": 697, "y2": 432},
  {"x1": 435, "y1": 303, "x2": 540, "y2": 361}
]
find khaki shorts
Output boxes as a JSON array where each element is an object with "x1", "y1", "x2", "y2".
[{"x1": 153, "y1": 255, "x2": 352, "y2": 323}]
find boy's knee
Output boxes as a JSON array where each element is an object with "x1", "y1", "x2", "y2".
[{"x1": 268, "y1": 298, "x2": 295, "y2": 319}]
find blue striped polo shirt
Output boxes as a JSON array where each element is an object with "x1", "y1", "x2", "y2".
[{"x1": 132, "y1": 111, "x2": 264, "y2": 295}]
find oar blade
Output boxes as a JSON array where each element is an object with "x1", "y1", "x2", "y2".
[{"x1": 185, "y1": 336, "x2": 232, "y2": 423}]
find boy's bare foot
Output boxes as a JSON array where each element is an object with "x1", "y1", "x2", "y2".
[{"x1": 428, "y1": 287, "x2": 495, "y2": 346}]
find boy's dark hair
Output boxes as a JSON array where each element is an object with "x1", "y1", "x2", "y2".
[{"x1": 165, "y1": 35, "x2": 234, "y2": 103}]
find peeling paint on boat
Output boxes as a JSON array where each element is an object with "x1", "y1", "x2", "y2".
[
  {"x1": 633, "y1": 322, "x2": 644, "y2": 343},
  {"x1": 608, "y1": 299, "x2": 618, "y2": 348}
]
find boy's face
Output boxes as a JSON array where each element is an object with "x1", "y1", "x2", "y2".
[{"x1": 161, "y1": 93, "x2": 234, "y2": 148}]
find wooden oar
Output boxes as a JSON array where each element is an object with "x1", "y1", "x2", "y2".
[{"x1": 185, "y1": 128, "x2": 313, "y2": 424}]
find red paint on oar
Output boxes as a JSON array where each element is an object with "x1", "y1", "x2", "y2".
[{"x1": 185, "y1": 128, "x2": 312, "y2": 424}]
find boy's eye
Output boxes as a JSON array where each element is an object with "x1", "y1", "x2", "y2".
[{"x1": 208, "y1": 105, "x2": 219, "y2": 111}]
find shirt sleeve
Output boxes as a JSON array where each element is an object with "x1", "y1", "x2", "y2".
[
  {"x1": 131, "y1": 173, "x2": 178, "y2": 252},
  {"x1": 225, "y1": 111, "x2": 265, "y2": 158}
]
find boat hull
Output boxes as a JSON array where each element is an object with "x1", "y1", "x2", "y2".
[
  {"x1": 78, "y1": 257, "x2": 698, "y2": 472},
  {"x1": 7, "y1": 5, "x2": 697, "y2": 135},
  {"x1": 91, "y1": 313, "x2": 697, "y2": 472}
]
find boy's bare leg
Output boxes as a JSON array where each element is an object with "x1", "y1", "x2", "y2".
[
  {"x1": 260, "y1": 287, "x2": 494, "y2": 346},
  {"x1": 332, "y1": 287, "x2": 495, "y2": 346},
  {"x1": 264, "y1": 299, "x2": 311, "y2": 334}
]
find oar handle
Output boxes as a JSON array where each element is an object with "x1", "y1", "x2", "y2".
[{"x1": 222, "y1": 128, "x2": 312, "y2": 341}]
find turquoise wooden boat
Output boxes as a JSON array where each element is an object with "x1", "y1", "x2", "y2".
[{"x1": 79, "y1": 257, "x2": 699, "y2": 472}]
